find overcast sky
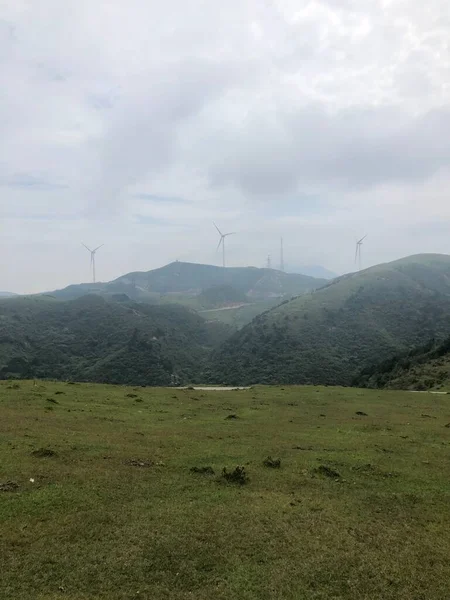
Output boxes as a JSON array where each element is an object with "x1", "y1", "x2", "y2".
[{"x1": 1, "y1": 0, "x2": 450, "y2": 293}]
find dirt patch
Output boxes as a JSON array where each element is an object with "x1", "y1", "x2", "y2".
[
  {"x1": 355, "y1": 411, "x2": 368, "y2": 416},
  {"x1": 263, "y1": 456, "x2": 281, "y2": 468},
  {"x1": 352, "y1": 463, "x2": 376, "y2": 473},
  {"x1": 32, "y1": 448, "x2": 57, "y2": 458},
  {"x1": 46, "y1": 397, "x2": 59, "y2": 404},
  {"x1": 126, "y1": 393, "x2": 138, "y2": 398},
  {"x1": 314, "y1": 465, "x2": 340, "y2": 478},
  {"x1": 352, "y1": 463, "x2": 399, "y2": 478},
  {"x1": 54, "y1": 391, "x2": 65, "y2": 395},
  {"x1": 125, "y1": 459, "x2": 154, "y2": 467},
  {"x1": 221, "y1": 466, "x2": 249, "y2": 485},
  {"x1": 190, "y1": 466, "x2": 215, "y2": 475},
  {"x1": 225, "y1": 414, "x2": 238, "y2": 420},
  {"x1": 421, "y1": 414, "x2": 436, "y2": 419},
  {"x1": 0, "y1": 481, "x2": 19, "y2": 492}
]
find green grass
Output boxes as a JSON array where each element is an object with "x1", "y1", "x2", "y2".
[{"x1": 1, "y1": 381, "x2": 450, "y2": 599}]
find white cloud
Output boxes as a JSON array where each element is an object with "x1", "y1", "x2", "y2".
[{"x1": 1, "y1": 0, "x2": 450, "y2": 293}]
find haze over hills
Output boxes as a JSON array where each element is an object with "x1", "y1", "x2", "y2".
[
  {"x1": 43, "y1": 261, "x2": 326, "y2": 328},
  {"x1": 50, "y1": 261, "x2": 326, "y2": 300},
  {"x1": 288, "y1": 265, "x2": 338, "y2": 280},
  {"x1": 0, "y1": 295, "x2": 230, "y2": 385},
  {"x1": 209, "y1": 254, "x2": 450, "y2": 387}
]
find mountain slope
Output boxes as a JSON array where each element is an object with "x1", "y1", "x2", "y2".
[
  {"x1": 354, "y1": 336, "x2": 450, "y2": 390},
  {"x1": 51, "y1": 262, "x2": 326, "y2": 302},
  {"x1": 289, "y1": 265, "x2": 338, "y2": 280},
  {"x1": 209, "y1": 254, "x2": 450, "y2": 386},
  {"x1": 0, "y1": 295, "x2": 230, "y2": 385}
]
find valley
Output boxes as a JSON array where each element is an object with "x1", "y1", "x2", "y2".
[{"x1": 2, "y1": 253, "x2": 450, "y2": 389}]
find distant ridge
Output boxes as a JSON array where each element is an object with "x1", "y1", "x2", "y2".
[
  {"x1": 288, "y1": 265, "x2": 337, "y2": 280},
  {"x1": 49, "y1": 261, "x2": 326, "y2": 303}
]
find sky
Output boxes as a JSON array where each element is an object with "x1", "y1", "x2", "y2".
[{"x1": 1, "y1": 0, "x2": 450, "y2": 293}]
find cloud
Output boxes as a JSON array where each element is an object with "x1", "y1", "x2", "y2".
[
  {"x1": 207, "y1": 106, "x2": 450, "y2": 196},
  {"x1": 1, "y1": 0, "x2": 450, "y2": 293},
  {"x1": 0, "y1": 172, "x2": 68, "y2": 189}
]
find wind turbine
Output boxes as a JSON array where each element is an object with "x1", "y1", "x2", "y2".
[
  {"x1": 355, "y1": 235, "x2": 367, "y2": 271},
  {"x1": 280, "y1": 237, "x2": 285, "y2": 272},
  {"x1": 213, "y1": 222, "x2": 235, "y2": 268},
  {"x1": 82, "y1": 243, "x2": 104, "y2": 283}
]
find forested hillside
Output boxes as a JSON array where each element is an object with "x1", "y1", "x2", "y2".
[
  {"x1": 354, "y1": 336, "x2": 450, "y2": 390},
  {"x1": 209, "y1": 254, "x2": 450, "y2": 386},
  {"x1": 0, "y1": 295, "x2": 230, "y2": 385}
]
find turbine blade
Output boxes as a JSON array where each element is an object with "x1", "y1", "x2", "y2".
[
  {"x1": 224, "y1": 232, "x2": 236, "y2": 237},
  {"x1": 82, "y1": 243, "x2": 92, "y2": 252},
  {"x1": 213, "y1": 222, "x2": 223, "y2": 236},
  {"x1": 93, "y1": 244, "x2": 104, "y2": 252},
  {"x1": 358, "y1": 234, "x2": 367, "y2": 244},
  {"x1": 355, "y1": 243, "x2": 359, "y2": 263},
  {"x1": 216, "y1": 237, "x2": 223, "y2": 251}
]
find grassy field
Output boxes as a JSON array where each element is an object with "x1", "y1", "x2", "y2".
[{"x1": 1, "y1": 381, "x2": 450, "y2": 599}]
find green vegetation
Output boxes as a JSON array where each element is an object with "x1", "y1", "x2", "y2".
[
  {"x1": 355, "y1": 335, "x2": 450, "y2": 390},
  {"x1": 48, "y1": 262, "x2": 325, "y2": 328},
  {"x1": 0, "y1": 295, "x2": 230, "y2": 385},
  {"x1": 109, "y1": 261, "x2": 325, "y2": 298},
  {"x1": 197, "y1": 284, "x2": 248, "y2": 309},
  {"x1": 2, "y1": 381, "x2": 450, "y2": 599},
  {"x1": 210, "y1": 254, "x2": 450, "y2": 386}
]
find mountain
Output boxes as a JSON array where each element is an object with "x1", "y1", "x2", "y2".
[
  {"x1": 50, "y1": 262, "x2": 325, "y2": 301},
  {"x1": 354, "y1": 336, "x2": 450, "y2": 390},
  {"x1": 47, "y1": 262, "x2": 326, "y2": 328},
  {"x1": 0, "y1": 295, "x2": 231, "y2": 385},
  {"x1": 197, "y1": 284, "x2": 248, "y2": 309},
  {"x1": 0, "y1": 292, "x2": 18, "y2": 298},
  {"x1": 209, "y1": 254, "x2": 450, "y2": 386},
  {"x1": 289, "y1": 265, "x2": 338, "y2": 280}
]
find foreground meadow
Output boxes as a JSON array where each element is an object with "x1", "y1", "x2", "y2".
[{"x1": 1, "y1": 381, "x2": 450, "y2": 599}]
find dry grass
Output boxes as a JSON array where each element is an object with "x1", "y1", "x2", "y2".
[{"x1": 1, "y1": 380, "x2": 450, "y2": 599}]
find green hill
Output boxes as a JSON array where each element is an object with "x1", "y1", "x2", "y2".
[
  {"x1": 197, "y1": 284, "x2": 248, "y2": 309},
  {"x1": 209, "y1": 254, "x2": 450, "y2": 386},
  {"x1": 354, "y1": 336, "x2": 450, "y2": 390},
  {"x1": 51, "y1": 262, "x2": 325, "y2": 302},
  {"x1": 0, "y1": 295, "x2": 230, "y2": 385},
  {"x1": 47, "y1": 262, "x2": 326, "y2": 328}
]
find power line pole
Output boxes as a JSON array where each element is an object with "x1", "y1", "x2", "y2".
[{"x1": 280, "y1": 237, "x2": 284, "y2": 271}]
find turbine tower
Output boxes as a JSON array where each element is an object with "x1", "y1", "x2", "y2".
[
  {"x1": 82, "y1": 243, "x2": 104, "y2": 283},
  {"x1": 213, "y1": 223, "x2": 235, "y2": 268},
  {"x1": 355, "y1": 235, "x2": 367, "y2": 271},
  {"x1": 280, "y1": 237, "x2": 285, "y2": 272}
]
